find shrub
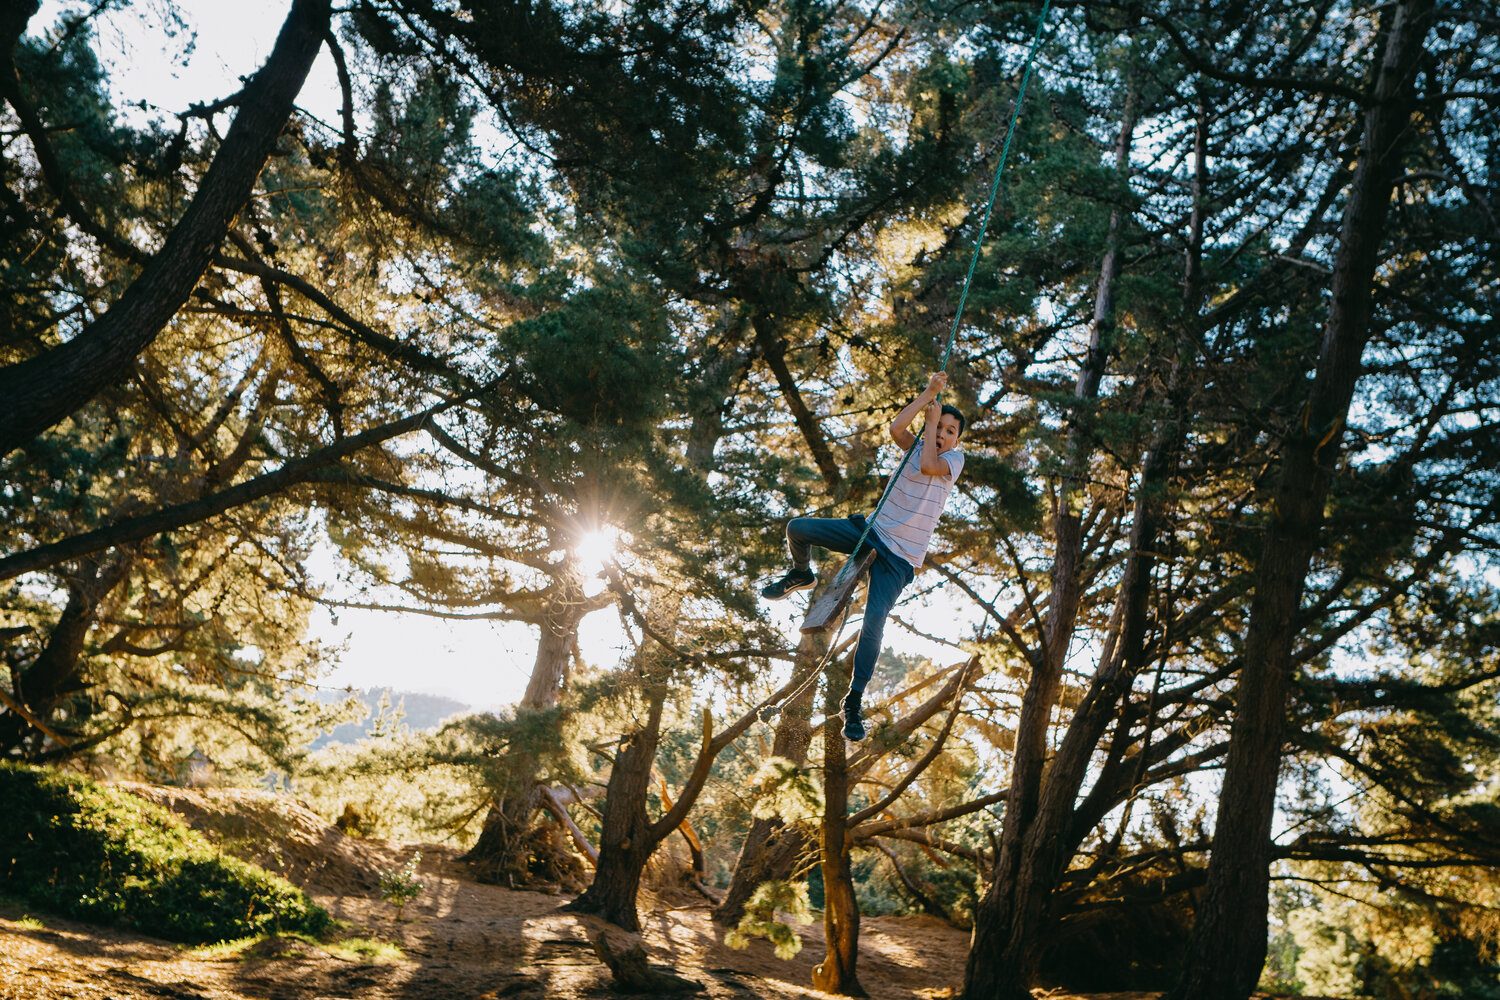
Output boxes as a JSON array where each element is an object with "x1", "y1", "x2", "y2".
[
  {"x1": 0, "y1": 763, "x2": 329, "y2": 944},
  {"x1": 377, "y1": 851, "x2": 424, "y2": 920},
  {"x1": 725, "y1": 880, "x2": 813, "y2": 959}
]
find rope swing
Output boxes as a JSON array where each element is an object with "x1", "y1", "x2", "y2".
[
  {"x1": 799, "y1": 0, "x2": 1055, "y2": 635},
  {"x1": 760, "y1": 2, "x2": 1055, "y2": 725}
]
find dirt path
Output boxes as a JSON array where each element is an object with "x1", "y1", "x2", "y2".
[
  {"x1": 1, "y1": 862, "x2": 988, "y2": 1000},
  {"x1": 0, "y1": 854, "x2": 987, "y2": 1000},
  {"x1": 0, "y1": 785, "x2": 1156, "y2": 1000}
]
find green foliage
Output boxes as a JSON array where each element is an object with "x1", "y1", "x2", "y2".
[
  {"x1": 1268, "y1": 875, "x2": 1500, "y2": 1000},
  {"x1": 323, "y1": 936, "x2": 406, "y2": 964},
  {"x1": 377, "y1": 852, "x2": 424, "y2": 920},
  {"x1": 3, "y1": 2, "x2": 1499, "y2": 990},
  {"x1": 187, "y1": 931, "x2": 405, "y2": 965},
  {"x1": 0, "y1": 764, "x2": 328, "y2": 944},
  {"x1": 724, "y1": 879, "x2": 814, "y2": 960},
  {"x1": 296, "y1": 722, "x2": 502, "y2": 846},
  {"x1": 507, "y1": 280, "x2": 678, "y2": 436},
  {"x1": 747, "y1": 757, "x2": 824, "y2": 827},
  {"x1": 852, "y1": 841, "x2": 982, "y2": 926}
]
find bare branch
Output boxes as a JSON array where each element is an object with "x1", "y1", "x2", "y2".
[{"x1": 849, "y1": 656, "x2": 977, "y2": 825}]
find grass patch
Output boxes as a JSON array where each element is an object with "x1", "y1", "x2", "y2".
[
  {"x1": 14, "y1": 914, "x2": 45, "y2": 931},
  {"x1": 240, "y1": 933, "x2": 326, "y2": 961},
  {"x1": 0, "y1": 763, "x2": 329, "y2": 945},
  {"x1": 186, "y1": 935, "x2": 261, "y2": 961},
  {"x1": 324, "y1": 936, "x2": 405, "y2": 964},
  {"x1": 186, "y1": 932, "x2": 403, "y2": 965}
]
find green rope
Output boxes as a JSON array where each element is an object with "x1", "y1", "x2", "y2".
[
  {"x1": 831, "y1": 0, "x2": 1054, "y2": 583},
  {"x1": 761, "y1": 597, "x2": 859, "y2": 722},
  {"x1": 940, "y1": 0, "x2": 1054, "y2": 372}
]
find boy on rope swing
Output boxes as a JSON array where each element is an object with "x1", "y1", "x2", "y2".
[{"x1": 762, "y1": 372, "x2": 966, "y2": 741}]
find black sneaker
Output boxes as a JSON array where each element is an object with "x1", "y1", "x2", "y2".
[
  {"x1": 841, "y1": 691, "x2": 866, "y2": 741},
  {"x1": 761, "y1": 567, "x2": 816, "y2": 600}
]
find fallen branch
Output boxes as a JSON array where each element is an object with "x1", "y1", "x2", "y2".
[{"x1": 540, "y1": 786, "x2": 599, "y2": 866}]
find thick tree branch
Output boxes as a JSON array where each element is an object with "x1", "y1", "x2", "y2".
[
  {"x1": 866, "y1": 828, "x2": 986, "y2": 866},
  {"x1": 849, "y1": 657, "x2": 976, "y2": 825},
  {"x1": 848, "y1": 657, "x2": 976, "y2": 776},
  {"x1": 752, "y1": 313, "x2": 843, "y2": 493},
  {"x1": 0, "y1": 685, "x2": 72, "y2": 746},
  {"x1": 215, "y1": 252, "x2": 461, "y2": 380},
  {"x1": 0, "y1": 399, "x2": 462, "y2": 582},
  {"x1": 541, "y1": 785, "x2": 600, "y2": 865},
  {"x1": 853, "y1": 788, "x2": 1009, "y2": 841},
  {"x1": 0, "y1": 3, "x2": 39, "y2": 57},
  {"x1": 0, "y1": 0, "x2": 333, "y2": 454}
]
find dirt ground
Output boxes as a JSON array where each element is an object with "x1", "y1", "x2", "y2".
[{"x1": 0, "y1": 784, "x2": 1167, "y2": 1000}]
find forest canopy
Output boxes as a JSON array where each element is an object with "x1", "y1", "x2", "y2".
[{"x1": 1, "y1": 2, "x2": 1497, "y2": 999}]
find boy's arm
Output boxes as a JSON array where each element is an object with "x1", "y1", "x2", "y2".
[
  {"x1": 889, "y1": 371, "x2": 947, "y2": 450},
  {"x1": 917, "y1": 397, "x2": 952, "y2": 477}
]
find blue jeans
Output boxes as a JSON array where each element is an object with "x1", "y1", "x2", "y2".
[{"x1": 786, "y1": 515, "x2": 916, "y2": 695}]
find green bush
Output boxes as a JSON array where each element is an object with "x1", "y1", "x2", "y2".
[{"x1": 0, "y1": 763, "x2": 329, "y2": 944}]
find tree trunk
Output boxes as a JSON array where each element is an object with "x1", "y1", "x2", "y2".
[
  {"x1": 562, "y1": 688, "x2": 665, "y2": 931},
  {"x1": 0, "y1": 4, "x2": 38, "y2": 60},
  {"x1": 587, "y1": 923, "x2": 701, "y2": 993},
  {"x1": 566, "y1": 588, "x2": 792, "y2": 931},
  {"x1": 0, "y1": 0, "x2": 332, "y2": 455},
  {"x1": 963, "y1": 73, "x2": 1213, "y2": 998},
  {"x1": 812, "y1": 657, "x2": 865, "y2": 997},
  {"x1": 717, "y1": 819, "x2": 813, "y2": 926},
  {"x1": 964, "y1": 73, "x2": 1139, "y2": 1000},
  {"x1": 466, "y1": 568, "x2": 585, "y2": 883},
  {"x1": 1167, "y1": 4, "x2": 1434, "y2": 997},
  {"x1": 16, "y1": 554, "x2": 132, "y2": 717},
  {"x1": 0, "y1": 407, "x2": 455, "y2": 583},
  {"x1": 521, "y1": 588, "x2": 579, "y2": 710},
  {"x1": 752, "y1": 313, "x2": 843, "y2": 493},
  {"x1": 715, "y1": 630, "x2": 823, "y2": 927},
  {"x1": 2, "y1": 553, "x2": 133, "y2": 757}
]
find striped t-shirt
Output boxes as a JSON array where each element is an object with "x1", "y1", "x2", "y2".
[{"x1": 871, "y1": 440, "x2": 965, "y2": 569}]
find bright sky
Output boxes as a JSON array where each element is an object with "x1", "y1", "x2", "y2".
[{"x1": 33, "y1": 0, "x2": 972, "y2": 711}]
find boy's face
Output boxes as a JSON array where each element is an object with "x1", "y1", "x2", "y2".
[{"x1": 935, "y1": 413, "x2": 963, "y2": 453}]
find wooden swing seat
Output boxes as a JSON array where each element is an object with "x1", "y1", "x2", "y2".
[{"x1": 799, "y1": 548, "x2": 876, "y2": 633}]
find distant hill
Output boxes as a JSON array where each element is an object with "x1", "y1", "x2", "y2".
[{"x1": 310, "y1": 688, "x2": 472, "y2": 749}]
